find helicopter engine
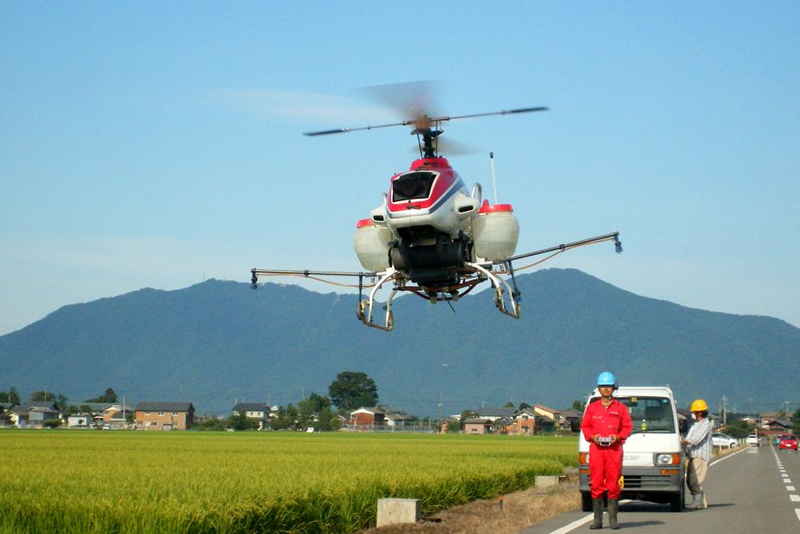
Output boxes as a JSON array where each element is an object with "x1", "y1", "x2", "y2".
[{"x1": 356, "y1": 157, "x2": 482, "y2": 286}]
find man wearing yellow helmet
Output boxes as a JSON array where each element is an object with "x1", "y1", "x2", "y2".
[{"x1": 682, "y1": 398, "x2": 711, "y2": 509}]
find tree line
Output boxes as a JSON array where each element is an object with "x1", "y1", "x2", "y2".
[{"x1": 197, "y1": 371, "x2": 381, "y2": 432}]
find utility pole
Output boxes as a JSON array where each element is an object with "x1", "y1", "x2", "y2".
[{"x1": 722, "y1": 395, "x2": 728, "y2": 426}]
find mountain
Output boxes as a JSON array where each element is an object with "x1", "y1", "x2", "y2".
[{"x1": 1, "y1": 269, "x2": 798, "y2": 416}]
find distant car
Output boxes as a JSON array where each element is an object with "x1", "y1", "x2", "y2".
[
  {"x1": 746, "y1": 434, "x2": 760, "y2": 446},
  {"x1": 711, "y1": 433, "x2": 737, "y2": 448},
  {"x1": 779, "y1": 435, "x2": 798, "y2": 451}
]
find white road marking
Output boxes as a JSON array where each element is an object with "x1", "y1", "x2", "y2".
[
  {"x1": 545, "y1": 500, "x2": 633, "y2": 534},
  {"x1": 546, "y1": 515, "x2": 593, "y2": 534},
  {"x1": 771, "y1": 449, "x2": 800, "y2": 526},
  {"x1": 709, "y1": 446, "x2": 749, "y2": 467}
]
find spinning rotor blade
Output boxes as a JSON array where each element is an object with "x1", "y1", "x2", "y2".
[
  {"x1": 436, "y1": 107, "x2": 549, "y2": 122},
  {"x1": 303, "y1": 106, "x2": 548, "y2": 137},
  {"x1": 304, "y1": 80, "x2": 547, "y2": 137},
  {"x1": 408, "y1": 137, "x2": 477, "y2": 156},
  {"x1": 305, "y1": 81, "x2": 438, "y2": 136},
  {"x1": 304, "y1": 121, "x2": 414, "y2": 136},
  {"x1": 362, "y1": 80, "x2": 440, "y2": 122}
]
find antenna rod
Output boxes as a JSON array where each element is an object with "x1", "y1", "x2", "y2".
[{"x1": 489, "y1": 152, "x2": 498, "y2": 204}]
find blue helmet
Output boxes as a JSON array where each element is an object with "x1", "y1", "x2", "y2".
[{"x1": 597, "y1": 371, "x2": 618, "y2": 389}]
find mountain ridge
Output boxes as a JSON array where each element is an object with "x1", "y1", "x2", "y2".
[{"x1": 1, "y1": 268, "x2": 797, "y2": 416}]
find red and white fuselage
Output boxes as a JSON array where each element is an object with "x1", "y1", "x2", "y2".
[
  {"x1": 379, "y1": 157, "x2": 479, "y2": 239},
  {"x1": 354, "y1": 156, "x2": 518, "y2": 288}
]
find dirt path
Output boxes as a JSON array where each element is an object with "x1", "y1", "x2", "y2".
[
  {"x1": 359, "y1": 477, "x2": 580, "y2": 534},
  {"x1": 360, "y1": 447, "x2": 741, "y2": 533}
]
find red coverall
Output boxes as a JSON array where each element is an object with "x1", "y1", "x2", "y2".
[{"x1": 581, "y1": 398, "x2": 633, "y2": 499}]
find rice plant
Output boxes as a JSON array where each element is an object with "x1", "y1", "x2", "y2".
[{"x1": 0, "y1": 430, "x2": 577, "y2": 533}]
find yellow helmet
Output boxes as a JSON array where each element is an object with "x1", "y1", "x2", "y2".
[{"x1": 690, "y1": 399, "x2": 708, "y2": 412}]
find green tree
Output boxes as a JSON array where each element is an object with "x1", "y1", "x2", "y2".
[
  {"x1": 572, "y1": 399, "x2": 584, "y2": 411},
  {"x1": 329, "y1": 372, "x2": 378, "y2": 411},
  {"x1": 195, "y1": 417, "x2": 225, "y2": 431},
  {"x1": 272, "y1": 404, "x2": 299, "y2": 430},
  {"x1": 518, "y1": 402, "x2": 531, "y2": 411},
  {"x1": 86, "y1": 388, "x2": 118, "y2": 403},
  {"x1": 723, "y1": 419, "x2": 755, "y2": 438},
  {"x1": 297, "y1": 398, "x2": 315, "y2": 430},
  {"x1": 297, "y1": 392, "x2": 334, "y2": 429},
  {"x1": 307, "y1": 393, "x2": 332, "y2": 412},
  {"x1": 227, "y1": 410, "x2": 258, "y2": 431},
  {"x1": 29, "y1": 391, "x2": 62, "y2": 404},
  {"x1": 792, "y1": 406, "x2": 800, "y2": 434},
  {"x1": 315, "y1": 406, "x2": 341, "y2": 431}
]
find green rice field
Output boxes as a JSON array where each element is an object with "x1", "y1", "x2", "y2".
[{"x1": 0, "y1": 430, "x2": 578, "y2": 533}]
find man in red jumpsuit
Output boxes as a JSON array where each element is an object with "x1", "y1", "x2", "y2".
[{"x1": 581, "y1": 371, "x2": 632, "y2": 530}]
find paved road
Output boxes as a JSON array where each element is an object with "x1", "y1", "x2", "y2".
[{"x1": 519, "y1": 445, "x2": 800, "y2": 533}]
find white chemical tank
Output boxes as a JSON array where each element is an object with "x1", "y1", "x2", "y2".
[
  {"x1": 472, "y1": 201, "x2": 519, "y2": 261},
  {"x1": 353, "y1": 218, "x2": 393, "y2": 272}
]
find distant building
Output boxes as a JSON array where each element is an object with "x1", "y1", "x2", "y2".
[
  {"x1": 67, "y1": 415, "x2": 92, "y2": 428},
  {"x1": 463, "y1": 418, "x2": 492, "y2": 435},
  {"x1": 134, "y1": 402, "x2": 194, "y2": 430},
  {"x1": 103, "y1": 404, "x2": 132, "y2": 429},
  {"x1": 11, "y1": 402, "x2": 61, "y2": 428},
  {"x1": 384, "y1": 409, "x2": 415, "y2": 429},
  {"x1": 348, "y1": 406, "x2": 414, "y2": 431},
  {"x1": 349, "y1": 407, "x2": 386, "y2": 430},
  {"x1": 475, "y1": 407, "x2": 517, "y2": 422},
  {"x1": 232, "y1": 402, "x2": 272, "y2": 430},
  {"x1": 533, "y1": 404, "x2": 562, "y2": 422},
  {"x1": 761, "y1": 418, "x2": 792, "y2": 433},
  {"x1": 509, "y1": 409, "x2": 537, "y2": 435}
]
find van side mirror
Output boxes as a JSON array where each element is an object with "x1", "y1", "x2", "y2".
[{"x1": 679, "y1": 418, "x2": 688, "y2": 434}]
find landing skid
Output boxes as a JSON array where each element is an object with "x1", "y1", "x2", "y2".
[{"x1": 251, "y1": 231, "x2": 621, "y2": 332}]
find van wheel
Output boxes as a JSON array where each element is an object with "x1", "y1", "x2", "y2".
[
  {"x1": 670, "y1": 485, "x2": 684, "y2": 512},
  {"x1": 581, "y1": 492, "x2": 592, "y2": 512}
]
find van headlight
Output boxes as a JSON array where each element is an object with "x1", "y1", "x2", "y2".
[{"x1": 654, "y1": 453, "x2": 681, "y2": 466}]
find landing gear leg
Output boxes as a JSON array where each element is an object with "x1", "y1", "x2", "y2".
[{"x1": 356, "y1": 268, "x2": 398, "y2": 331}]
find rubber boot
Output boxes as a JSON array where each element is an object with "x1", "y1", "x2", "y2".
[
  {"x1": 700, "y1": 492, "x2": 707, "y2": 509},
  {"x1": 608, "y1": 498, "x2": 619, "y2": 529},
  {"x1": 686, "y1": 493, "x2": 701, "y2": 509},
  {"x1": 589, "y1": 498, "x2": 603, "y2": 529}
]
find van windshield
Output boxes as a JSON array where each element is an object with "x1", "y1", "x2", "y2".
[{"x1": 617, "y1": 396, "x2": 675, "y2": 434}]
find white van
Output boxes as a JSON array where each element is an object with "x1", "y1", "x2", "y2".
[{"x1": 578, "y1": 386, "x2": 686, "y2": 512}]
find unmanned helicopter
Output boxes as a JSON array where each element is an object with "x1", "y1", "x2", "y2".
[{"x1": 251, "y1": 99, "x2": 621, "y2": 331}]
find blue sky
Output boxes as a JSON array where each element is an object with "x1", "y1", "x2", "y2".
[{"x1": 1, "y1": 2, "x2": 798, "y2": 336}]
